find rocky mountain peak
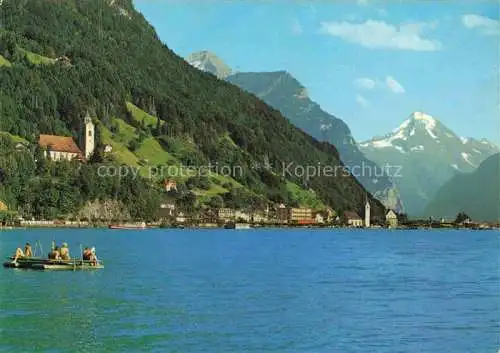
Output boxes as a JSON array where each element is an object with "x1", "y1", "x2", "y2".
[{"x1": 186, "y1": 51, "x2": 233, "y2": 79}]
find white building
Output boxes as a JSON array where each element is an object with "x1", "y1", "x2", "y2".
[
  {"x1": 344, "y1": 212, "x2": 363, "y2": 227},
  {"x1": 39, "y1": 135, "x2": 84, "y2": 161},
  {"x1": 38, "y1": 111, "x2": 95, "y2": 161},
  {"x1": 365, "y1": 199, "x2": 371, "y2": 228},
  {"x1": 386, "y1": 210, "x2": 398, "y2": 228},
  {"x1": 315, "y1": 213, "x2": 325, "y2": 224},
  {"x1": 234, "y1": 210, "x2": 251, "y2": 222},
  {"x1": 104, "y1": 144, "x2": 113, "y2": 153}
]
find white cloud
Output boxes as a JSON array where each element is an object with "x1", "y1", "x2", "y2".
[
  {"x1": 356, "y1": 94, "x2": 370, "y2": 107},
  {"x1": 462, "y1": 14, "x2": 500, "y2": 36},
  {"x1": 385, "y1": 76, "x2": 405, "y2": 94},
  {"x1": 353, "y1": 77, "x2": 376, "y2": 90},
  {"x1": 357, "y1": 0, "x2": 369, "y2": 5},
  {"x1": 292, "y1": 18, "x2": 303, "y2": 35},
  {"x1": 320, "y1": 20, "x2": 441, "y2": 51}
]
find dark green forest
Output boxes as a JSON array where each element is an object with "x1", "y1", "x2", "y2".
[{"x1": 0, "y1": 0, "x2": 385, "y2": 220}]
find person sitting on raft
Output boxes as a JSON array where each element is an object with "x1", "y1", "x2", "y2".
[
  {"x1": 24, "y1": 243, "x2": 32, "y2": 258},
  {"x1": 90, "y1": 247, "x2": 97, "y2": 263},
  {"x1": 48, "y1": 246, "x2": 61, "y2": 260},
  {"x1": 60, "y1": 242, "x2": 70, "y2": 260},
  {"x1": 82, "y1": 247, "x2": 92, "y2": 260},
  {"x1": 83, "y1": 247, "x2": 98, "y2": 265},
  {"x1": 13, "y1": 247, "x2": 24, "y2": 262}
]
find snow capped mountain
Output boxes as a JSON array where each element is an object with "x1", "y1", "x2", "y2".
[
  {"x1": 186, "y1": 51, "x2": 233, "y2": 79},
  {"x1": 361, "y1": 112, "x2": 448, "y2": 151},
  {"x1": 360, "y1": 111, "x2": 498, "y2": 170},
  {"x1": 359, "y1": 111, "x2": 500, "y2": 216}
]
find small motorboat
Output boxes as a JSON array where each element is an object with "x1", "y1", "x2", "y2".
[
  {"x1": 3, "y1": 257, "x2": 104, "y2": 271},
  {"x1": 109, "y1": 221, "x2": 147, "y2": 230}
]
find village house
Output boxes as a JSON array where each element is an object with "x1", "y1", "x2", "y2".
[
  {"x1": 176, "y1": 212, "x2": 187, "y2": 224},
  {"x1": 38, "y1": 112, "x2": 95, "y2": 161},
  {"x1": 385, "y1": 210, "x2": 398, "y2": 228},
  {"x1": 288, "y1": 207, "x2": 314, "y2": 224},
  {"x1": 217, "y1": 208, "x2": 235, "y2": 222},
  {"x1": 314, "y1": 212, "x2": 325, "y2": 224},
  {"x1": 159, "y1": 199, "x2": 176, "y2": 216},
  {"x1": 252, "y1": 212, "x2": 268, "y2": 223},
  {"x1": 155, "y1": 194, "x2": 177, "y2": 221},
  {"x1": 201, "y1": 210, "x2": 218, "y2": 224},
  {"x1": 344, "y1": 211, "x2": 363, "y2": 227},
  {"x1": 55, "y1": 55, "x2": 72, "y2": 67},
  {"x1": 163, "y1": 179, "x2": 177, "y2": 192},
  {"x1": 234, "y1": 210, "x2": 251, "y2": 222},
  {"x1": 104, "y1": 144, "x2": 113, "y2": 153},
  {"x1": 325, "y1": 207, "x2": 336, "y2": 223},
  {"x1": 276, "y1": 204, "x2": 288, "y2": 223},
  {"x1": 15, "y1": 142, "x2": 28, "y2": 150}
]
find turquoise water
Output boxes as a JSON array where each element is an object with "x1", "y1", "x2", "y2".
[{"x1": 0, "y1": 228, "x2": 498, "y2": 352}]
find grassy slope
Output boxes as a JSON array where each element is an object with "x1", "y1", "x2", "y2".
[
  {"x1": 111, "y1": 117, "x2": 136, "y2": 145},
  {"x1": 100, "y1": 124, "x2": 140, "y2": 166},
  {"x1": 126, "y1": 101, "x2": 164, "y2": 128},
  {"x1": 286, "y1": 182, "x2": 326, "y2": 209},
  {"x1": 105, "y1": 113, "x2": 245, "y2": 198},
  {"x1": 136, "y1": 137, "x2": 177, "y2": 165},
  {"x1": 0, "y1": 131, "x2": 28, "y2": 144},
  {"x1": 18, "y1": 48, "x2": 56, "y2": 65},
  {"x1": 0, "y1": 55, "x2": 12, "y2": 67}
]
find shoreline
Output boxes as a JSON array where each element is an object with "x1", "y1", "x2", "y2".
[{"x1": 1, "y1": 223, "x2": 497, "y2": 231}]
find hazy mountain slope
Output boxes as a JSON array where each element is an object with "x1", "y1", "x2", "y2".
[
  {"x1": 225, "y1": 71, "x2": 399, "y2": 207},
  {"x1": 360, "y1": 112, "x2": 499, "y2": 216},
  {"x1": 187, "y1": 52, "x2": 401, "y2": 210},
  {"x1": 424, "y1": 153, "x2": 500, "y2": 222},
  {"x1": 0, "y1": 0, "x2": 385, "y2": 216}
]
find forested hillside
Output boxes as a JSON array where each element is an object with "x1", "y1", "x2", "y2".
[{"x1": 0, "y1": 0, "x2": 385, "y2": 219}]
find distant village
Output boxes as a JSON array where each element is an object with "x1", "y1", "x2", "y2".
[
  {"x1": 154, "y1": 178, "x2": 391, "y2": 229},
  {"x1": 0, "y1": 114, "x2": 497, "y2": 231},
  {"x1": 6, "y1": 177, "x2": 496, "y2": 230}
]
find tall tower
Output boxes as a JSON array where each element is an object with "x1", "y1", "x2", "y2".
[
  {"x1": 83, "y1": 111, "x2": 95, "y2": 159},
  {"x1": 364, "y1": 197, "x2": 371, "y2": 228}
]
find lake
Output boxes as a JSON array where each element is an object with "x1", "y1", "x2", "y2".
[{"x1": 0, "y1": 228, "x2": 498, "y2": 352}]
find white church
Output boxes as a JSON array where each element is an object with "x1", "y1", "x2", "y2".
[{"x1": 38, "y1": 112, "x2": 95, "y2": 161}]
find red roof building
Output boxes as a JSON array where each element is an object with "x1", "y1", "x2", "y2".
[
  {"x1": 38, "y1": 134, "x2": 85, "y2": 161},
  {"x1": 163, "y1": 179, "x2": 177, "y2": 192}
]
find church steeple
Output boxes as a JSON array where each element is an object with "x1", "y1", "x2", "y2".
[
  {"x1": 364, "y1": 196, "x2": 371, "y2": 228},
  {"x1": 82, "y1": 111, "x2": 95, "y2": 159}
]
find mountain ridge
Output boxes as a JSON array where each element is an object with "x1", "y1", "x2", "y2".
[
  {"x1": 186, "y1": 50, "x2": 402, "y2": 211},
  {"x1": 224, "y1": 70, "x2": 401, "y2": 210}
]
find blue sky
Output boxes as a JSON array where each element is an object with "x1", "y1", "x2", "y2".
[{"x1": 133, "y1": 0, "x2": 499, "y2": 144}]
